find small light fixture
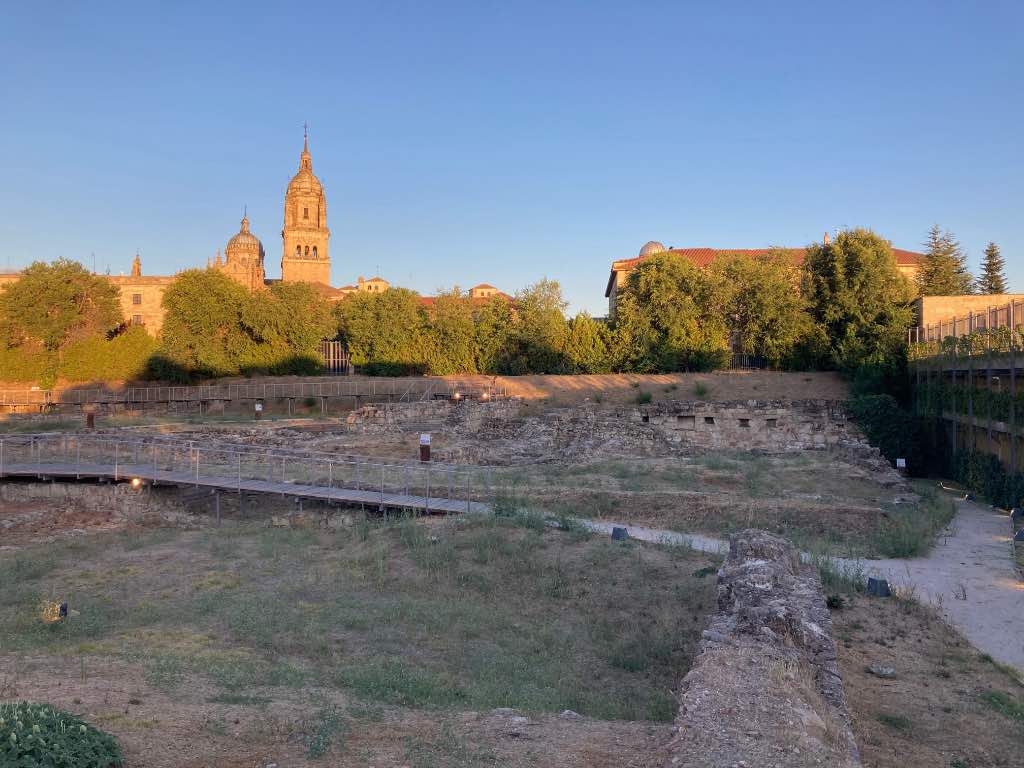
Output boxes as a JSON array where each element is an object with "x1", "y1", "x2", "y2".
[
  {"x1": 481, "y1": 391, "x2": 490, "y2": 400},
  {"x1": 131, "y1": 477, "x2": 143, "y2": 489},
  {"x1": 452, "y1": 392, "x2": 461, "y2": 400}
]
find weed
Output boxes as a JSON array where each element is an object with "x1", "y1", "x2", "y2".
[
  {"x1": 876, "y1": 712, "x2": 912, "y2": 731},
  {"x1": 144, "y1": 654, "x2": 184, "y2": 691},
  {"x1": 826, "y1": 594, "x2": 846, "y2": 610},
  {"x1": 306, "y1": 706, "x2": 349, "y2": 758},
  {"x1": 693, "y1": 382, "x2": 709, "y2": 398},
  {"x1": 979, "y1": 690, "x2": 1024, "y2": 723},
  {"x1": 635, "y1": 390, "x2": 653, "y2": 405},
  {"x1": 404, "y1": 722, "x2": 497, "y2": 767},
  {"x1": 334, "y1": 657, "x2": 466, "y2": 708},
  {"x1": 691, "y1": 565, "x2": 717, "y2": 578}
]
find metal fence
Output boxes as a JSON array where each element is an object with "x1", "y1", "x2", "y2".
[
  {"x1": 0, "y1": 377, "x2": 506, "y2": 409},
  {"x1": 913, "y1": 298, "x2": 1024, "y2": 343},
  {"x1": 0, "y1": 433, "x2": 494, "y2": 513}
]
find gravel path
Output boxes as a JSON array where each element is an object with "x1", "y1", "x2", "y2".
[{"x1": 579, "y1": 498, "x2": 1024, "y2": 673}]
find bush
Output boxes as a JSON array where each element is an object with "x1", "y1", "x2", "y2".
[
  {"x1": 952, "y1": 450, "x2": 1024, "y2": 509},
  {"x1": 0, "y1": 701, "x2": 124, "y2": 767},
  {"x1": 846, "y1": 394, "x2": 922, "y2": 473}
]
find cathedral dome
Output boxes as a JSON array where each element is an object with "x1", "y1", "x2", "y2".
[
  {"x1": 639, "y1": 240, "x2": 666, "y2": 257},
  {"x1": 226, "y1": 216, "x2": 263, "y2": 258}
]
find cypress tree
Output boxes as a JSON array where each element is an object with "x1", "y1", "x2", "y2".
[
  {"x1": 976, "y1": 241, "x2": 1008, "y2": 294},
  {"x1": 916, "y1": 225, "x2": 973, "y2": 295}
]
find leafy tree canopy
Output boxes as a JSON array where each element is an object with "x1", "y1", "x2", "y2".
[
  {"x1": 0, "y1": 258, "x2": 121, "y2": 353},
  {"x1": 335, "y1": 287, "x2": 427, "y2": 374},
  {"x1": 612, "y1": 252, "x2": 730, "y2": 372},
  {"x1": 709, "y1": 249, "x2": 811, "y2": 367},
  {"x1": 801, "y1": 228, "x2": 915, "y2": 371}
]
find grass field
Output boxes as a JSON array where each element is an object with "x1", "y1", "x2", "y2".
[
  {"x1": 0, "y1": 512, "x2": 718, "y2": 766},
  {"x1": 490, "y1": 454, "x2": 956, "y2": 559}
]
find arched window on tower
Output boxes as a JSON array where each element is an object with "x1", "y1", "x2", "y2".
[
  {"x1": 312, "y1": 247, "x2": 317, "y2": 259},
  {"x1": 295, "y1": 245, "x2": 301, "y2": 257},
  {"x1": 305, "y1": 246, "x2": 310, "y2": 257},
  {"x1": 303, "y1": 207, "x2": 309, "y2": 220}
]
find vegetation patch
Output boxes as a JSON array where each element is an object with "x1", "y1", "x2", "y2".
[{"x1": 0, "y1": 701, "x2": 124, "y2": 767}]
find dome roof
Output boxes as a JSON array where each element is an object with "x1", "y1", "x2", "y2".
[
  {"x1": 226, "y1": 216, "x2": 262, "y2": 256},
  {"x1": 287, "y1": 135, "x2": 323, "y2": 196},
  {"x1": 287, "y1": 168, "x2": 323, "y2": 196},
  {"x1": 639, "y1": 241, "x2": 666, "y2": 257}
]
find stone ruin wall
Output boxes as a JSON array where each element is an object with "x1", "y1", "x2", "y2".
[
  {"x1": 634, "y1": 398, "x2": 856, "y2": 452},
  {"x1": 655, "y1": 530, "x2": 861, "y2": 767},
  {"x1": 346, "y1": 397, "x2": 863, "y2": 455}
]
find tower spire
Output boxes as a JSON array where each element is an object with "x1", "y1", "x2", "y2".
[{"x1": 299, "y1": 123, "x2": 312, "y2": 171}]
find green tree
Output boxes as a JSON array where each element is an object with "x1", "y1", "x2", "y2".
[
  {"x1": 800, "y1": 228, "x2": 915, "y2": 371},
  {"x1": 157, "y1": 269, "x2": 256, "y2": 377},
  {"x1": 507, "y1": 279, "x2": 570, "y2": 374},
  {"x1": 976, "y1": 241, "x2": 1008, "y2": 294},
  {"x1": 0, "y1": 259, "x2": 121, "y2": 353},
  {"x1": 612, "y1": 252, "x2": 730, "y2": 372},
  {"x1": 564, "y1": 312, "x2": 611, "y2": 373},
  {"x1": 709, "y1": 250, "x2": 811, "y2": 367},
  {"x1": 423, "y1": 289, "x2": 477, "y2": 374},
  {"x1": 916, "y1": 225, "x2": 973, "y2": 295},
  {"x1": 335, "y1": 287, "x2": 427, "y2": 374},
  {"x1": 473, "y1": 296, "x2": 517, "y2": 374},
  {"x1": 242, "y1": 282, "x2": 334, "y2": 372}
]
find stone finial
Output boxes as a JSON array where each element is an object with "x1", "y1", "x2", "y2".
[{"x1": 131, "y1": 253, "x2": 142, "y2": 277}]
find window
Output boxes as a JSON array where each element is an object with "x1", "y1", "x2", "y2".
[
  {"x1": 303, "y1": 207, "x2": 309, "y2": 219},
  {"x1": 312, "y1": 247, "x2": 317, "y2": 259},
  {"x1": 305, "y1": 246, "x2": 310, "y2": 257},
  {"x1": 704, "y1": 416, "x2": 715, "y2": 425},
  {"x1": 766, "y1": 418, "x2": 778, "y2": 428},
  {"x1": 295, "y1": 245, "x2": 301, "y2": 257},
  {"x1": 132, "y1": 314, "x2": 143, "y2": 326},
  {"x1": 132, "y1": 293, "x2": 142, "y2": 305},
  {"x1": 738, "y1": 418, "x2": 750, "y2": 428},
  {"x1": 676, "y1": 415, "x2": 695, "y2": 428}
]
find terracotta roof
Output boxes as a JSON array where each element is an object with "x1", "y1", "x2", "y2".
[
  {"x1": 606, "y1": 245, "x2": 924, "y2": 297},
  {"x1": 471, "y1": 283, "x2": 498, "y2": 290}
]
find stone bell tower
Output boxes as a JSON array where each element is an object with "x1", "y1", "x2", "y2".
[{"x1": 281, "y1": 127, "x2": 331, "y2": 285}]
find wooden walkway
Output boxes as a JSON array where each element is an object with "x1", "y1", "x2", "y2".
[{"x1": 0, "y1": 462, "x2": 488, "y2": 515}]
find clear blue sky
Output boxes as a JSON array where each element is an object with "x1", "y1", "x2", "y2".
[{"x1": 1, "y1": 1, "x2": 1021, "y2": 315}]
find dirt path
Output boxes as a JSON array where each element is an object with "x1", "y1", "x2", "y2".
[
  {"x1": 581, "y1": 498, "x2": 1024, "y2": 674},
  {"x1": 834, "y1": 498, "x2": 1023, "y2": 673}
]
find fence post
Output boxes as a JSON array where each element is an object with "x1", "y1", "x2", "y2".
[
  {"x1": 237, "y1": 452, "x2": 242, "y2": 491},
  {"x1": 114, "y1": 441, "x2": 119, "y2": 481},
  {"x1": 0, "y1": 439, "x2": 4, "y2": 479}
]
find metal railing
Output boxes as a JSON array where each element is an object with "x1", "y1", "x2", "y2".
[
  {"x1": 0, "y1": 434, "x2": 494, "y2": 513},
  {"x1": 912, "y1": 298, "x2": 1024, "y2": 344},
  {"x1": 0, "y1": 377, "x2": 506, "y2": 408}
]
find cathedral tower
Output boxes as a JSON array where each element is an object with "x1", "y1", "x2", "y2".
[{"x1": 281, "y1": 130, "x2": 330, "y2": 285}]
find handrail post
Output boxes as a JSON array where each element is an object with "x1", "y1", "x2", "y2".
[{"x1": 237, "y1": 452, "x2": 241, "y2": 491}]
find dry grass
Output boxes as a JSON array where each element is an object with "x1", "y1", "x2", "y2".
[
  {"x1": 0, "y1": 513, "x2": 718, "y2": 765},
  {"x1": 833, "y1": 594, "x2": 1024, "y2": 767}
]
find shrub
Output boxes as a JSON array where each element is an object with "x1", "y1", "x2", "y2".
[
  {"x1": 846, "y1": 394, "x2": 922, "y2": 473},
  {"x1": 635, "y1": 390, "x2": 653, "y2": 404},
  {"x1": 0, "y1": 701, "x2": 124, "y2": 767}
]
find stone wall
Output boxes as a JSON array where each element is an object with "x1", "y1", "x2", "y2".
[
  {"x1": 635, "y1": 399, "x2": 854, "y2": 451},
  {"x1": 655, "y1": 530, "x2": 860, "y2": 767}
]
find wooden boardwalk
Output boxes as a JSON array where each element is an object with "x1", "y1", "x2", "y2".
[{"x1": 0, "y1": 461, "x2": 488, "y2": 515}]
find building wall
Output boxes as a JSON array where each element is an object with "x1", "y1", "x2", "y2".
[
  {"x1": 914, "y1": 294, "x2": 1024, "y2": 328},
  {"x1": 108, "y1": 276, "x2": 174, "y2": 334}
]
